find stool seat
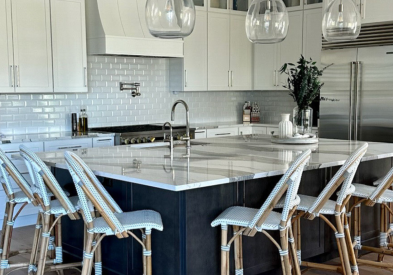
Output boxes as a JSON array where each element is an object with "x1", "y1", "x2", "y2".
[
  {"x1": 39, "y1": 196, "x2": 93, "y2": 215},
  {"x1": 352, "y1": 183, "x2": 393, "y2": 203},
  {"x1": 276, "y1": 194, "x2": 344, "y2": 216},
  {"x1": 211, "y1": 204, "x2": 296, "y2": 231},
  {"x1": 93, "y1": 210, "x2": 163, "y2": 236},
  {"x1": 7, "y1": 190, "x2": 32, "y2": 203}
]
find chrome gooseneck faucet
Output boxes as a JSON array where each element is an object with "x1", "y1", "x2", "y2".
[
  {"x1": 163, "y1": 122, "x2": 174, "y2": 160},
  {"x1": 171, "y1": 100, "x2": 190, "y2": 157}
]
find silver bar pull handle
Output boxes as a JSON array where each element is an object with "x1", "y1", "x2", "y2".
[
  {"x1": 273, "y1": 70, "x2": 276, "y2": 86},
  {"x1": 58, "y1": 145, "x2": 82, "y2": 150},
  {"x1": 354, "y1": 61, "x2": 362, "y2": 141},
  {"x1": 15, "y1": 65, "x2": 20, "y2": 87},
  {"x1": 84, "y1": 67, "x2": 87, "y2": 87},
  {"x1": 9, "y1": 65, "x2": 14, "y2": 87},
  {"x1": 215, "y1": 133, "x2": 231, "y2": 136},
  {"x1": 96, "y1": 139, "x2": 112, "y2": 142},
  {"x1": 228, "y1": 71, "x2": 230, "y2": 87},
  {"x1": 349, "y1": 62, "x2": 355, "y2": 140},
  {"x1": 231, "y1": 71, "x2": 233, "y2": 87},
  {"x1": 5, "y1": 150, "x2": 19, "y2": 154},
  {"x1": 184, "y1": 70, "x2": 188, "y2": 88}
]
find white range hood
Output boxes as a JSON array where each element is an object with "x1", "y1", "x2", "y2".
[{"x1": 86, "y1": 0, "x2": 184, "y2": 57}]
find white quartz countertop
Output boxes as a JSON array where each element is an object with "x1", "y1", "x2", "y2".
[
  {"x1": 0, "y1": 131, "x2": 115, "y2": 144},
  {"x1": 36, "y1": 135, "x2": 393, "y2": 192}
]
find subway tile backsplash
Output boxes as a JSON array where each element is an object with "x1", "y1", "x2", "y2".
[{"x1": 0, "y1": 56, "x2": 296, "y2": 135}]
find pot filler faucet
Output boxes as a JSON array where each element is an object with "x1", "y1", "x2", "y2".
[{"x1": 171, "y1": 100, "x2": 190, "y2": 157}]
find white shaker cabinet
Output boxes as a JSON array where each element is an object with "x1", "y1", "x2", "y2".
[
  {"x1": 51, "y1": 0, "x2": 87, "y2": 93},
  {"x1": 184, "y1": 10, "x2": 208, "y2": 91},
  {"x1": 0, "y1": 0, "x2": 13, "y2": 93},
  {"x1": 44, "y1": 138, "x2": 92, "y2": 152},
  {"x1": 254, "y1": 11, "x2": 303, "y2": 90},
  {"x1": 11, "y1": 0, "x2": 53, "y2": 93},
  {"x1": 277, "y1": 11, "x2": 304, "y2": 87},
  {"x1": 208, "y1": 12, "x2": 230, "y2": 90},
  {"x1": 92, "y1": 137, "x2": 114, "y2": 148},
  {"x1": 230, "y1": 14, "x2": 252, "y2": 90},
  {"x1": 357, "y1": 0, "x2": 393, "y2": 24},
  {"x1": 303, "y1": 8, "x2": 323, "y2": 67}
]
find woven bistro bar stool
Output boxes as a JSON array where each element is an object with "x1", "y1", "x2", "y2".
[
  {"x1": 64, "y1": 151, "x2": 163, "y2": 275},
  {"x1": 19, "y1": 145, "x2": 94, "y2": 275},
  {"x1": 346, "y1": 166, "x2": 393, "y2": 269},
  {"x1": 211, "y1": 149, "x2": 311, "y2": 275},
  {"x1": 276, "y1": 143, "x2": 368, "y2": 275},
  {"x1": 0, "y1": 148, "x2": 41, "y2": 275}
]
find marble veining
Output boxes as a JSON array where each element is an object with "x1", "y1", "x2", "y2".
[{"x1": 35, "y1": 135, "x2": 393, "y2": 192}]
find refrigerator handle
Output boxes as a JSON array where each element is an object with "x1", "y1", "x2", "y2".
[
  {"x1": 354, "y1": 61, "x2": 362, "y2": 141},
  {"x1": 349, "y1": 62, "x2": 356, "y2": 141}
]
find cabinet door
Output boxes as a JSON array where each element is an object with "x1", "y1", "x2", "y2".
[
  {"x1": 253, "y1": 43, "x2": 278, "y2": 90},
  {"x1": 44, "y1": 138, "x2": 92, "y2": 152},
  {"x1": 253, "y1": 126, "x2": 267, "y2": 135},
  {"x1": 206, "y1": 127, "x2": 238, "y2": 138},
  {"x1": 229, "y1": 14, "x2": 252, "y2": 90},
  {"x1": 184, "y1": 10, "x2": 208, "y2": 91},
  {"x1": 51, "y1": 0, "x2": 87, "y2": 93},
  {"x1": 92, "y1": 137, "x2": 114, "y2": 148},
  {"x1": 11, "y1": 0, "x2": 53, "y2": 93},
  {"x1": 208, "y1": 12, "x2": 230, "y2": 90},
  {"x1": 361, "y1": 0, "x2": 393, "y2": 24},
  {"x1": 278, "y1": 11, "x2": 303, "y2": 88},
  {"x1": 0, "y1": 0, "x2": 14, "y2": 93},
  {"x1": 194, "y1": 129, "x2": 207, "y2": 139},
  {"x1": 303, "y1": 8, "x2": 322, "y2": 67}
]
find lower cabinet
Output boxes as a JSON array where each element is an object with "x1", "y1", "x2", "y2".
[
  {"x1": 194, "y1": 129, "x2": 207, "y2": 139},
  {"x1": 252, "y1": 126, "x2": 268, "y2": 135},
  {"x1": 92, "y1": 137, "x2": 115, "y2": 147},
  {"x1": 238, "y1": 126, "x2": 253, "y2": 135},
  {"x1": 206, "y1": 127, "x2": 238, "y2": 138},
  {"x1": 44, "y1": 138, "x2": 92, "y2": 152}
]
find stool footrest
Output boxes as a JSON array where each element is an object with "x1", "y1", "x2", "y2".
[
  {"x1": 301, "y1": 261, "x2": 343, "y2": 273},
  {"x1": 361, "y1": 245, "x2": 393, "y2": 256},
  {"x1": 358, "y1": 258, "x2": 393, "y2": 268}
]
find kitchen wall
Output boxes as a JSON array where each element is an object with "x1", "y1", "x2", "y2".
[{"x1": 0, "y1": 56, "x2": 295, "y2": 135}]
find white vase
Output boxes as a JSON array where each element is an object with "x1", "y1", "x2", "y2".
[{"x1": 279, "y1": 114, "x2": 293, "y2": 138}]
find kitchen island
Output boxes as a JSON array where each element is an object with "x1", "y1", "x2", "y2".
[{"x1": 37, "y1": 136, "x2": 393, "y2": 275}]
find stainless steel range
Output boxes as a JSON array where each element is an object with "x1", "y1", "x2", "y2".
[{"x1": 90, "y1": 124, "x2": 195, "y2": 145}]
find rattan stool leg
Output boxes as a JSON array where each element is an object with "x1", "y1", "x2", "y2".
[
  {"x1": 145, "y1": 233, "x2": 152, "y2": 275},
  {"x1": 233, "y1": 226, "x2": 243, "y2": 275},
  {"x1": 81, "y1": 231, "x2": 94, "y2": 275},
  {"x1": 0, "y1": 203, "x2": 8, "y2": 257},
  {"x1": 344, "y1": 215, "x2": 358, "y2": 275},
  {"x1": 289, "y1": 226, "x2": 301, "y2": 275},
  {"x1": 378, "y1": 205, "x2": 387, "y2": 262},
  {"x1": 221, "y1": 227, "x2": 228, "y2": 275},
  {"x1": 36, "y1": 213, "x2": 51, "y2": 275},
  {"x1": 28, "y1": 214, "x2": 42, "y2": 274},
  {"x1": 335, "y1": 214, "x2": 352, "y2": 275},
  {"x1": 280, "y1": 228, "x2": 291, "y2": 275},
  {"x1": 0, "y1": 202, "x2": 14, "y2": 275},
  {"x1": 94, "y1": 233, "x2": 102, "y2": 275},
  {"x1": 142, "y1": 231, "x2": 147, "y2": 275}
]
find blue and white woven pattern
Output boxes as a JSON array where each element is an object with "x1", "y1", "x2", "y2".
[
  {"x1": 307, "y1": 143, "x2": 368, "y2": 215},
  {"x1": 248, "y1": 149, "x2": 311, "y2": 229},
  {"x1": 69, "y1": 153, "x2": 122, "y2": 214},
  {"x1": 212, "y1": 150, "x2": 311, "y2": 231},
  {"x1": 20, "y1": 145, "x2": 77, "y2": 214},
  {"x1": 352, "y1": 183, "x2": 393, "y2": 203},
  {"x1": 0, "y1": 148, "x2": 34, "y2": 201},
  {"x1": 65, "y1": 151, "x2": 163, "y2": 236}
]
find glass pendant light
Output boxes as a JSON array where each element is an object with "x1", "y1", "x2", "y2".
[
  {"x1": 245, "y1": 0, "x2": 289, "y2": 44},
  {"x1": 322, "y1": 0, "x2": 361, "y2": 42},
  {"x1": 145, "y1": 0, "x2": 196, "y2": 39}
]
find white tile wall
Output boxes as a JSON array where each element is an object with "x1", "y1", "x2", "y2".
[{"x1": 0, "y1": 56, "x2": 295, "y2": 135}]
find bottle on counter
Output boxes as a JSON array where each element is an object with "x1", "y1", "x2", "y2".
[
  {"x1": 79, "y1": 109, "x2": 89, "y2": 133},
  {"x1": 71, "y1": 113, "x2": 77, "y2": 133},
  {"x1": 243, "y1": 101, "x2": 251, "y2": 124}
]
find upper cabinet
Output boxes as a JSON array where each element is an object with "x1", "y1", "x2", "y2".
[
  {"x1": 51, "y1": 0, "x2": 87, "y2": 93},
  {"x1": 356, "y1": 0, "x2": 393, "y2": 24},
  {"x1": 284, "y1": 0, "x2": 323, "y2": 11},
  {"x1": 11, "y1": 0, "x2": 53, "y2": 93},
  {"x1": 303, "y1": 8, "x2": 323, "y2": 66},
  {"x1": 254, "y1": 11, "x2": 304, "y2": 90},
  {"x1": 208, "y1": 0, "x2": 250, "y2": 13},
  {"x1": 0, "y1": 0, "x2": 87, "y2": 94},
  {"x1": 0, "y1": 0, "x2": 13, "y2": 93},
  {"x1": 208, "y1": 12, "x2": 252, "y2": 90}
]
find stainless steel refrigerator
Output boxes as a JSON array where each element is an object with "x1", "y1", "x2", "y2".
[{"x1": 319, "y1": 45, "x2": 393, "y2": 142}]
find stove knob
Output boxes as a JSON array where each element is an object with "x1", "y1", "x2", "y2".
[
  {"x1": 124, "y1": 138, "x2": 130, "y2": 145},
  {"x1": 136, "y1": 138, "x2": 141, "y2": 144},
  {"x1": 148, "y1": 136, "x2": 155, "y2": 143},
  {"x1": 130, "y1": 138, "x2": 137, "y2": 144},
  {"x1": 142, "y1": 137, "x2": 147, "y2": 143}
]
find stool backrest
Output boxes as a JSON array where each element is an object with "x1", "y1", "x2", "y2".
[
  {"x1": 246, "y1": 149, "x2": 311, "y2": 235},
  {"x1": 19, "y1": 145, "x2": 79, "y2": 220},
  {"x1": 369, "y1": 166, "x2": 393, "y2": 202},
  {"x1": 0, "y1": 148, "x2": 36, "y2": 205},
  {"x1": 64, "y1": 151, "x2": 127, "y2": 239},
  {"x1": 307, "y1": 143, "x2": 368, "y2": 217}
]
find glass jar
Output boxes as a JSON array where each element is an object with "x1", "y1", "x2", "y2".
[{"x1": 293, "y1": 106, "x2": 313, "y2": 135}]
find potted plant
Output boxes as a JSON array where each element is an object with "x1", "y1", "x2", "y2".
[{"x1": 280, "y1": 55, "x2": 331, "y2": 135}]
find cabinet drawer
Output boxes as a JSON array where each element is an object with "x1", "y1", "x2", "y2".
[
  {"x1": 92, "y1": 137, "x2": 114, "y2": 148},
  {"x1": 44, "y1": 138, "x2": 92, "y2": 152},
  {"x1": 206, "y1": 128, "x2": 238, "y2": 138},
  {"x1": 266, "y1": 127, "x2": 279, "y2": 135},
  {"x1": 239, "y1": 127, "x2": 253, "y2": 135},
  {"x1": 194, "y1": 130, "x2": 207, "y2": 139},
  {"x1": 253, "y1": 127, "x2": 267, "y2": 135}
]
